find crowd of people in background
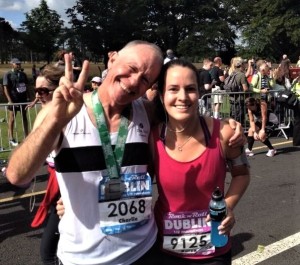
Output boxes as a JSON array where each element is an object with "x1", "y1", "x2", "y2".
[{"x1": 194, "y1": 53, "x2": 300, "y2": 150}]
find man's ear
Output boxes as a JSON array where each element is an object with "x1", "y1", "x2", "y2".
[{"x1": 107, "y1": 51, "x2": 118, "y2": 69}]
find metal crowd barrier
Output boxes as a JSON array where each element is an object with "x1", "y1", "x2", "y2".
[
  {"x1": 199, "y1": 90, "x2": 294, "y2": 139},
  {"x1": 0, "y1": 91, "x2": 293, "y2": 158},
  {"x1": 0, "y1": 102, "x2": 41, "y2": 156}
]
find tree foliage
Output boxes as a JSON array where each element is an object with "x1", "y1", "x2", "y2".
[
  {"x1": 241, "y1": 0, "x2": 300, "y2": 61},
  {"x1": 0, "y1": 18, "x2": 19, "y2": 64},
  {"x1": 65, "y1": 0, "x2": 240, "y2": 63},
  {"x1": 20, "y1": 0, "x2": 63, "y2": 62},
  {"x1": 1, "y1": 0, "x2": 300, "y2": 64}
]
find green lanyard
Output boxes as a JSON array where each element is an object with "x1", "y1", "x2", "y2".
[{"x1": 92, "y1": 90, "x2": 129, "y2": 179}]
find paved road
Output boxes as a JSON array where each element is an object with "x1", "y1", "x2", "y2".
[{"x1": 0, "y1": 137, "x2": 299, "y2": 265}]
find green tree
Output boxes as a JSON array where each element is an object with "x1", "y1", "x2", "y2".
[
  {"x1": 20, "y1": 0, "x2": 63, "y2": 63},
  {"x1": 0, "y1": 18, "x2": 19, "y2": 64},
  {"x1": 142, "y1": 0, "x2": 239, "y2": 62},
  {"x1": 66, "y1": 0, "x2": 239, "y2": 63},
  {"x1": 66, "y1": 0, "x2": 148, "y2": 60},
  {"x1": 241, "y1": 0, "x2": 300, "y2": 62}
]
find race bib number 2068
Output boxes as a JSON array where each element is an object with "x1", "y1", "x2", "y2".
[{"x1": 98, "y1": 173, "x2": 153, "y2": 235}]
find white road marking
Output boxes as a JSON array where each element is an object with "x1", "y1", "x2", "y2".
[
  {"x1": 233, "y1": 232, "x2": 300, "y2": 264},
  {"x1": 252, "y1": 140, "x2": 292, "y2": 150}
]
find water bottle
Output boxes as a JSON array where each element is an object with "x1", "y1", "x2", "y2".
[{"x1": 209, "y1": 187, "x2": 228, "y2": 247}]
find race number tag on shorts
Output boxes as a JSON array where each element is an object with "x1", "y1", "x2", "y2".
[
  {"x1": 16, "y1": 83, "x2": 26, "y2": 93},
  {"x1": 98, "y1": 173, "x2": 153, "y2": 235},
  {"x1": 163, "y1": 210, "x2": 215, "y2": 256}
]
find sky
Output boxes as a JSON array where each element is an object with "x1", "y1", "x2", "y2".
[{"x1": 0, "y1": 0, "x2": 77, "y2": 29}]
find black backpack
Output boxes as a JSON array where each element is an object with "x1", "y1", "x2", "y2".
[
  {"x1": 276, "y1": 90, "x2": 298, "y2": 109},
  {"x1": 223, "y1": 72, "x2": 240, "y2": 92}
]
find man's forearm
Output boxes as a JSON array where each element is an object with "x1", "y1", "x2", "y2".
[{"x1": 6, "y1": 117, "x2": 62, "y2": 185}]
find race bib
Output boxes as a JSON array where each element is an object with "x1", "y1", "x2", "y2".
[
  {"x1": 98, "y1": 173, "x2": 153, "y2": 235},
  {"x1": 162, "y1": 210, "x2": 215, "y2": 256},
  {"x1": 16, "y1": 83, "x2": 26, "y2": 93}
]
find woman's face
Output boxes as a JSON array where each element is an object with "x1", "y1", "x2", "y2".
[
  {"x1": 35, "y1": 76, "x2": 56, "y2": 105},
  {"x1": 162, "y1": 65, "x2": 199, "y2": 123}
]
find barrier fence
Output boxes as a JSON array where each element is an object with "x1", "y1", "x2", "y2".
[
  {"x1": 0, "y1": 92, "x2": 294, "y2": 162},
  {"x1": 199, "y1": 90, "x2": 294, "y2": 139},
  {"x1": 0, "y1": 102, "x2": 41, "y2": 159}
]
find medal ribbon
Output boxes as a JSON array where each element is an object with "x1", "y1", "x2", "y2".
[{"x1": 92, "y1": 90, "x2": 129, "y2": 179}]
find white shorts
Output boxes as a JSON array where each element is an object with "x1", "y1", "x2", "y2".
[{"x1": 212, "y1": 86, "x2": 224, "y2": 104}]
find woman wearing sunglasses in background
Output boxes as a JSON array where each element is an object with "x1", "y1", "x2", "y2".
[
  {"x1": 29, "y1": 64, "x2": 64, "y2": 265},
  {"x1": 26, "y1": 65, "x2": 63, "y2": 110}
]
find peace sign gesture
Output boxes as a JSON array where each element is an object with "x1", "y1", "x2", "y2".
[{"x1": 50, "y1": 53, "x2": 90, "y2": 127}]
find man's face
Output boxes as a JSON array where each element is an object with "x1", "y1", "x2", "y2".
[
  {"x1": 12, "y1": 63, "x2": 21, "y2": 70},
  {"x1": 105, "y1": 44, "x2": 162, "y2": 105}
]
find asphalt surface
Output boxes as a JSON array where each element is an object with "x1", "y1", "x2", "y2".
[{"x1": 0, "y1": 135, "x2": 300, "y2": 265}]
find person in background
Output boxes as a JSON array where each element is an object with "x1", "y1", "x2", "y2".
[
  {"x1": 296, "y1": 56, "x2": 300, "y2": 68},
  {"x1": 280, "y1": 54, "x2": 291, "y2": 81},
  {"x1": 3, "y1": 58, "x2": 29, "y2": 146},
  {"x1": 54, "y1": 50, "x2": 67, "y2": 71},
  {"x1": 198, "y1": 58, "x2": 213, "y2": 115},
  {"x1": 164, "y1": 49, "x2": 177, "y2": 64},
  {"x1": 291, "y1": 75, "x2": 300, "y2": 146},
  {"x1": 30, "y1": 65, "x2": 64, "y2": 265},
  {"x1": 152, "y1": 59, "x2": 250, "y2": 264},
  {"x1": 251, "y1": 62, "x2": 274, "y2": 102},
  {"x1": 245, "y1": 97, "x2": 277, "y2": 157},
  {"x1": 71, "y1": 52, "x2": 82, "y2": 82},
  {"x1": 210, "y1": 57, "x2": 225, "y2": 119},
  {"x1": 227, "y1": 57, "x2": 249, "y2": 126},
  {"x1": 32, "y1": 64, "x2": 39, "y2": 83},
  {"x1": 245, "y1": 58, "x2": 255, "y2": 84},
  {"x1": 90, "y1": 76, "x2": 102, "y2": 91}
]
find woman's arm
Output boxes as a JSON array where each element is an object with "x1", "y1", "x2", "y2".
[
  {"x1": 258, "y1": 101, "x2": 268, "y2": 141},
  {"x1": 218, "y1": 122, "x2": 250, "y2": 235},
  {"x1": 247, "y1": 108, "x2": 256, "y2": 134}
]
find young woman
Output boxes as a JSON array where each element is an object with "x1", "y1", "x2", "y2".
[
  {"x1": 244, "y1": 97, "x2": 277, "y2": 157},
  {"x1": 152, "y1": 59, "x2": 250, "y2": 264}
]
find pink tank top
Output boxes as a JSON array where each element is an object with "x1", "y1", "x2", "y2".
[{"x1": 153, "y1": 118, "x2": 231, "y2": 259}]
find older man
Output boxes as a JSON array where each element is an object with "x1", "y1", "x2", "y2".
[{"x1": 7, "y1": 41, "x2": 164, "y2": 265}]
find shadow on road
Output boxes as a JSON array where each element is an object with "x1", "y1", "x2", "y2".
[{"x1": 231, "y1": 232, "x2": 254, "y2": 257}]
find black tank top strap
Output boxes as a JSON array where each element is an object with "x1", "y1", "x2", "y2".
[{"x1": 199, "y1": 116, "x2": 211, "y2": 146}]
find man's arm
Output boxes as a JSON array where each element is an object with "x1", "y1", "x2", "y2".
[
  {"x1": 6, "y1": 109, "x2": 63, "y2": 186},
  {"x1": 3, "y1": 85, "x2": 12, "y2": 103},
  {"x1": 6, "y1": 54, "x2": 90, "y2": 186}
]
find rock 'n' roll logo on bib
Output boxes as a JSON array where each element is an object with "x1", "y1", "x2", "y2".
[
  {"x1": 98, "y1": 172, "x2": 153, "y2": 235},
  {"x1": 163, "y1": 210, "x2": 215, "y2": 256}
]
